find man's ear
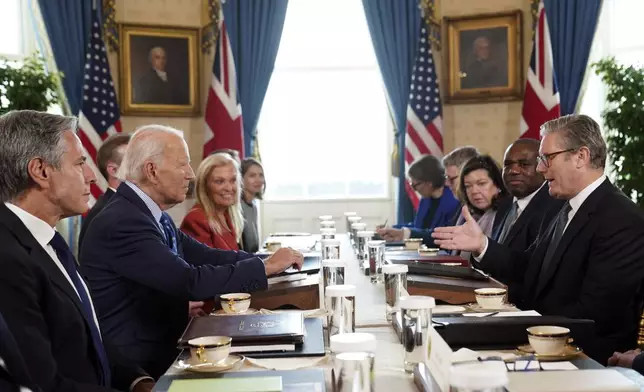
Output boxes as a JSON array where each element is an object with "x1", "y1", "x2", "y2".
[
  {"x1": 106, "y1": 162, "x2": 119, "y2": 179},
  {"x1": 143, "y1": 161, "x2": 159, "y2": 184},
  {"x1": 577, "y1": 147, "x2": 592, "y2": 169},
  {"x1": 27, "y1": 157, "x2": 53, "y2": 190}
]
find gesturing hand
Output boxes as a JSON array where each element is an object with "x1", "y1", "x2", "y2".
[{"x1": 431, "y1": 206, "x2": 487, "y2": 254}]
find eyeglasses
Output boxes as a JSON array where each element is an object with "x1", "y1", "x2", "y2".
[
  {"x1": 410, "y1": 181, "x2": 424, "y2": 191},
  {"x1": 475, "y1": 355, "x2": 543, "y2": 372},
  {"x1": 536, "y1": 149, "x2": 576, "y2": 168}
]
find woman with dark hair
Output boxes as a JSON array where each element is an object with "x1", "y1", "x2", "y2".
[
  {"x1": 240, "y1": 158, "x2": 265, "y2": 253},
  {"x1": 454, "y1": 155, "x2": 509, "y2": 257},
  {"x1": 377, "y1": 154, "x2": 460, "y2": 245}
]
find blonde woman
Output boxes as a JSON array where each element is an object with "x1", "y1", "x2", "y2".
[{"x1": 180, "y1": 153, "x2": 244, "y2": 251}]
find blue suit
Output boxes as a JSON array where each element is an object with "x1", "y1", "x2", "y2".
[
  {"x1": 395, "y1": 187, "x2": 460, "y2": 246},
  {"x1": 80, "y1": 183, "x2": 268, "y2": 378}
]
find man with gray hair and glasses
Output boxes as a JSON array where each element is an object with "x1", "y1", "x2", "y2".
[
  {"x1": 80, "y1": 125, "x2": 303, "y2": 378},
  {"x1": 432, "y1": 114, "x2": 644, "y2": 364},
  {"x1": 0, "y1": 110, "x2": 152, "y2": 391}
]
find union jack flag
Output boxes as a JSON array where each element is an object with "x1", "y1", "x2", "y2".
[
  {"x1": 203, "y1": 16, "x2": 244, "y2": 158},
  {"x1": 78, "y1": 11, "x2": 122, "y2": 205},
  {"x1": 520, "y1": 0, "x2": 560, "y2": 139},
  {"x1": 405, "y1": 22, "x2": 443, "y2": 209}
]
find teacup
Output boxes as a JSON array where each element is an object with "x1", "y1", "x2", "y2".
[
  {"x1": 404, "y1": 238, "x2": 423, "y2": 250},
  {"x1": 265, "y1": 241, "x2": 282, "y2": 253},
  {"x1": 526, "y1": 325, "x2": 570, "y2": 356},
  {"x1": 474, "y1": 288, "x2": 507, "y2": 309},
  {"x1": 188, "y1": 336, "x2": 232, "y2": 364},
  {"x1": 220, "y1": 293, "x2": 251, "y2": 314},
  {"x1": 418, "y1": 247, "x2": 439, "y2": 256}
]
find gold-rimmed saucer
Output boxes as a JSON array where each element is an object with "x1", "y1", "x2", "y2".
[
  {"x1": 465, "y1": 303, "x2": 518, "y2": 312},
  {"x1": 212, "y1": 308, "x2": 259, "y2": 316},
  {"x1": 516, "y1": 344, "x2": 583, "y2": 361},
  {"x1": 174, "y1": 354, "x2": 244, "y2": 373}
]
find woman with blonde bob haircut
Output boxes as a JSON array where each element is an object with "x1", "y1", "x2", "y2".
[{"x1": 180, "y1": 152, "x2": 244, "y2": 250}]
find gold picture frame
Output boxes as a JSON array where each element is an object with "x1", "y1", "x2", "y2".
[
  {"x1": 444, "y1": 10, "x2": 523, "y2": 103},
  {"x1": 119, "y1": 24, "x2": 200, "y2": 116}
]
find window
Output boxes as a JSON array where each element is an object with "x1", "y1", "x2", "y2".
[
  {"x1": 258, "y1": 0, "x2": 391, "y2": 201},
  {"x1": 0, "y1": 0, "x2": 35, "y2": 59},
  {"x1": 579, "y1": 0, "x2": 644, "y2": 121}
]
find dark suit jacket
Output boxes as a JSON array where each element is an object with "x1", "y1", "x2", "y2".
[
  {"x1": 0, "y1": 312, "x2": 38, "y2": 392},
  {"x1": 0, "y1": 204, "x2": 146, "y2": 392},
  {"x1": 395, "y1": 187, "x2": 460, "y2": 247},
  {"x1": 80, "y1": 183, "x2": 268, "y2": 378},
  {"x1": 134, "y1": 69, "x2": 186, "y2": 105},
  {"x1": 486, "y1": 186, "x2": 564, "y2": 300},
  {"x1": 479, "y1": 179, "x2": 644, "y2": 363},
  {"x1": 79, "y1": 189, "x2": 115, "y2": 249}
]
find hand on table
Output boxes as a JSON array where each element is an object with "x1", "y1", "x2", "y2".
[
  {"x1": 188, "y1": 301, "x2": 206, "y2": 317},
  {"x1": 608, "y1": 349, "x2": 642, "y2": 368},
  {"x1": 264, "y1": 247, "x2": 304, "y2": 276},
  {"x1": 376, "y1": 228, "x2": 404, "y2": 241},
  {"x1": 432, "y1": 206, "x2": 486, "y2": 255}
]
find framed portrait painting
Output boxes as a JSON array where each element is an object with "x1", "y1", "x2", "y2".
[
  {"x1": 444, "y1": 11, "x2": 523, "y2": 103},
  {"x1": 119, "y1": 24, "x2": 200, "y2": 116}
]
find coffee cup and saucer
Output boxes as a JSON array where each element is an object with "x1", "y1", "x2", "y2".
[
  {"x1": 213, "y1": 293, "x2": 258, "y2": 315},
  {"x1": 516, "y1": 326, "x2": 582, "y2": 361},
  {"x1": 175, "y1": 336, "x2": 244, "y2": 373},
  {"x1": 466, "y1": 288, "x2": 517, "y2": 312}
]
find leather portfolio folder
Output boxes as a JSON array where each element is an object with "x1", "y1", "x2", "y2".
[
  {"x1": 433, "y1": 316, "x2": 595, "y2": 350},
  {"x1": 177, "y1": 313, "x2": 305, "y2": 347},
  {"x1": 393, "y1": 313, "x2": 595, "y2": 350}
]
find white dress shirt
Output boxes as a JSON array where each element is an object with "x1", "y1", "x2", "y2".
[
  {"x1": 514, "y1": 182, "x2": 545, "y2": 219},
  {"x1": 476, "y1": 174, "x2": 607, "y2": 259},
  {"x1": 4, "y1": 203, "x2": 102, "y2": 334}
]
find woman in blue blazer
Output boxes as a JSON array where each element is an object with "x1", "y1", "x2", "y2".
[{"x1": 378, "y1": 155, "x2": 459, "y2": 246}]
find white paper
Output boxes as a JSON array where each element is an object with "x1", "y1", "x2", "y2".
[
  {"x1": 539, "y1": 361, "x2": 578, "y2": 371},
  {"x1": 267, "y1": 273, "x2": 308, "y2": 285},
  {"x1": 230, "y1": 344, "x2": 296, "y2": 353}
]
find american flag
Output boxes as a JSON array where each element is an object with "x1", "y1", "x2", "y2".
[
  {"x1": 78, "y1": 12, "x2": 122, "y2": 204},
  {"x1": 203, "y1": 16, "x2": 244, "y2": 158},
  {"x1": 520, "y1": 0, "x2": 560, "y2": 139},
  {"x1": 405, "y1": 22, "x2": 443, "y2": 208}
]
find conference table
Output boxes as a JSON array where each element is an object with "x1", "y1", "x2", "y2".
[{"x1": 156, "y1": 234, "x2": 642, "y2": 392}]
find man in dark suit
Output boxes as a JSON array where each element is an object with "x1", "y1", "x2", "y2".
[
  {"x1": 489, "y1": 139, "x2": 564, "y2": 300},
  {"x1": 78, "y1": 133, "x2": 131, "y2": 248},
  {"x1": 0, "y1": 311, "x2": 38, "y2": 392},
  {"x1": 0, "y1": 110, "x2": 151, "y2": 391},
  {"x1": 133, "y1": 47, "x2": 187, "y2": 105},
  {"x1": 80, "y1": 125, "x2": 303, "y2": 378},
  {"x1": 433, "y1": 114, "x2": 644, "y2": 363},
  {"x1": 441, "y1": 146, "x2": 480, "y2": 225}
]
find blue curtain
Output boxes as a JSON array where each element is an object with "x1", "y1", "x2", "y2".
[
  {"x1": 37, "y1": 0, "x2": 94, "y2": 115},
  {"x1": 544, "y1": 0, "x2": 602, "y2": 115},
  {"x1": 362, "y1": 0, "x2": 420, "y2": 224},
  {"x1": 222, "y1": 0, "x2": 288, "y2": 156}
]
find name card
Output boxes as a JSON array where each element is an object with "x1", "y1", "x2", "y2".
[{"x1": 425, "y1": 326, "x2": 453, "y2": 392}]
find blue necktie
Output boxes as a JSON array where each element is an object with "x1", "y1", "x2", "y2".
[
  {"x1": 160, "y1": 213, "x2": 178, "y2": 254},
  {"x1": 49, "y1": 233, "x2": 111, "y2": 386}
]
